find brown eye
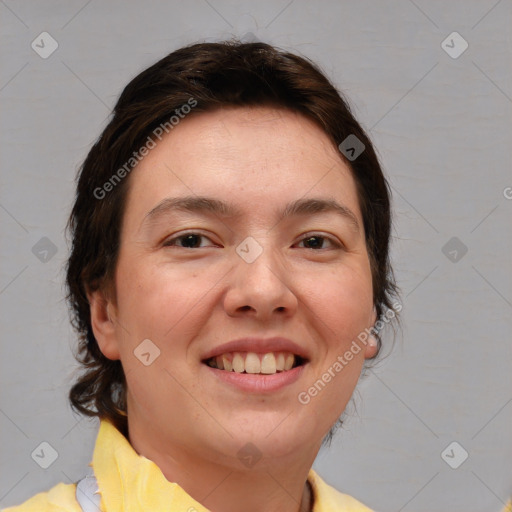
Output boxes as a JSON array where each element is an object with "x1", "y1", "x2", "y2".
[
  {"x1": 296, "y1": 235, "x2": 338, "y2": 250},
  {"x1": 164, "y1": 233, "x2": 215, "y2": 248}
]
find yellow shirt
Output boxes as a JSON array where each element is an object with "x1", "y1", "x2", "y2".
[{"x1": 3, "y1": 420, "x2": 373, "y2": 512}]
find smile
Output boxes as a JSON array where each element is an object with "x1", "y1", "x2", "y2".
[
  {"x1": 203, "y1": 351, "x2": 306, "y2": 375},
  {"x1": 201, "y1": 337, "x2": 310, "y2": 391},
  {"x1": 203, "y1": 359, "x2": 307, "y2": 393}
]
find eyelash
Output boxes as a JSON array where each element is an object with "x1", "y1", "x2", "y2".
[{"x1": 162, "y1": 232, "x2": 342, "y2": 250}]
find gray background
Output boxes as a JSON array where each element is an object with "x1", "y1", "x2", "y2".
[{"x1": 1, "y1": 1, "x2": 511, "y2": 511}]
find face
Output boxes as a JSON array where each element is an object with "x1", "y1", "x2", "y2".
[{"x1": 91, "y1": 106, "x2": 376, "y2": 469}]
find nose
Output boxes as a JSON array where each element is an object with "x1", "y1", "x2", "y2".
[{"x1": 223, "y1": 244, "x2": 298, "y2": 321}]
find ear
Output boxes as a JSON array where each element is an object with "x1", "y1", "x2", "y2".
[
  {"x1": 364, "y1": 306, "x2": 379, "y2": 360},
  {"x1": 87, "y1": 288, "x2": 121, "y2": 360}
]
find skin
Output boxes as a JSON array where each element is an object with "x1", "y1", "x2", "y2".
[{"x1": 89, "y1": 106, "x2": 377, "y2": 512}]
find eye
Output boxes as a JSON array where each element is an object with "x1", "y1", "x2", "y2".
[
  {"x1": 295, "y1": 234, "x2": 341, "y2": 250},
  {"x1": 163, "y1": 232, "x2": 217, "y2": 249}
]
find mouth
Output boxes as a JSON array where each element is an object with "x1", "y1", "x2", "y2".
[{"x1": 202, "y1": 352, "x2": 307, "y2": 375}]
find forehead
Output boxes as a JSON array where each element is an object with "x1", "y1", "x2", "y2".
[
  {"x1": 163, "y1": 106, "x2": 339, "y2": 164},
  {"x1": 122, "y1": 106, "x2": 362, "y2": 226}
]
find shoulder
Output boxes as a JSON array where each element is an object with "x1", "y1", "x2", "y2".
[
  {"x1": 308, "y1": 470, "x2": 373, "y2": 512},
  {"x1": 2, "y1": 482, "x2": 80, "y2": 512}
]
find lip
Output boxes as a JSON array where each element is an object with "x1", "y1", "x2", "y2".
[
  {"x1": 201, "y1": 337, "x2": 311, "y2": 362},
  {"x1": 203, "y1": 363, "x2": 307, "y2": 393}
]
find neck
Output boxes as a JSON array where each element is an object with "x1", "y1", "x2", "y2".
[{"x1": 128, "y1": 420, "x2": 318, "y2": 512}]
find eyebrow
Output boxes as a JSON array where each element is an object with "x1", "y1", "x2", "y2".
[{"x1": 141, "y1": 195, "x2": 361, "y2": 233}]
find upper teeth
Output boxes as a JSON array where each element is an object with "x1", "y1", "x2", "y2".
[{"x1": 207, "y1": 352, "x2": 296, "y2": 374}]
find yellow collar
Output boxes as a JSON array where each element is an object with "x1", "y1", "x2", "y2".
[{"x1": 93, "y1": 420, "x2": 372, "y2": 512}]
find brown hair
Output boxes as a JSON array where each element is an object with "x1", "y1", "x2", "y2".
[{"x1": 66, "y1": 40, "x2": 399, "y2": 438}]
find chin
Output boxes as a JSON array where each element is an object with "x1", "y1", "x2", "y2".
[{"x1": 214, "y1": 413, "x2": 318, "y2": 461}]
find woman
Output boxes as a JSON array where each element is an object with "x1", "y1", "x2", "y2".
[{"x1": 5, "y1": 40, "x2": 398, "y2": 512}]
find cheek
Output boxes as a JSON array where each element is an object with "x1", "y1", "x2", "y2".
[
  {"x1": 307, "y1": 264, "x2": 373, "y2": 344},
  {"x1": 114, "y1": 257, "x2": 203, "y2": 333},
  {"x1": 303, "y1": 265, "x2": 372, "y2": 418},
  {"x1": 298, "y1": 269, "x2": 372, "y2": 425}
]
